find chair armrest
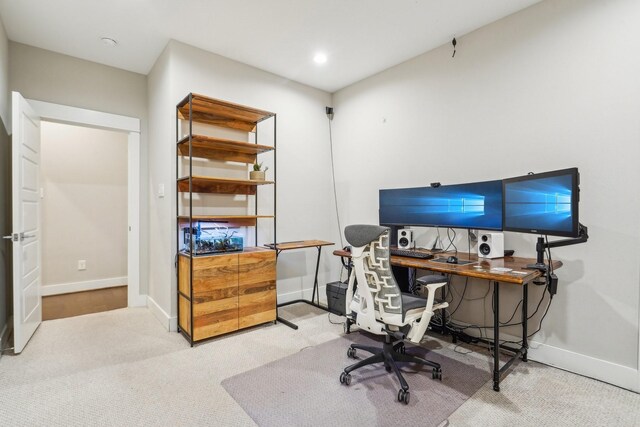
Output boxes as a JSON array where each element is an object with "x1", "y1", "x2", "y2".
[{"x1": 407, "y1": 281, "x2": 448, "y2": 344}]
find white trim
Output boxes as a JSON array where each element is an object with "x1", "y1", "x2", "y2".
[
  {"x1": 28, "y1": 98, "x2": 144, "y2": 308},
  {"x1": 127, "y1": 133, "x2": 142, "y2": 307},
  {"x1": 529, "y1": 340, "x2": 639, "y2": 393},
  {"x1": 148, "y1": 296, "x2": 177, "y2": 332},
  {"x1": 27, "y1": 100, "x2": 139, "y2": 132},
  {"x1": 637, "y1": 249, "x2": 640, "y2": 392},
  {"x1": 41, "y1": 277, "x2": 127, "y2": 296}
]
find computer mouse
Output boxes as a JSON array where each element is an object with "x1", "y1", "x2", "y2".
[{"x1": 446, "y1": 256, "x2": 458, "y2": 264}]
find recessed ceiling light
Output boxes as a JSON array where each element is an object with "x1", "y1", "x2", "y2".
[
  {"x1": 100, "y1": 37, "x2": 118, "y2": 47},
  {"x1": 313, "y1": 53, "x2": 327, "y2": 65}
]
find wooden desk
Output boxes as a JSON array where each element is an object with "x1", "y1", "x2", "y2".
[
  {"x1": 269, "y1": 240, "x2": 334, "y2": 330},
  {"x1": 332, "y1": 248, "x2": 563, "y2": 392}
]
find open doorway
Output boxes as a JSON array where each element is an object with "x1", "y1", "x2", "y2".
[
  {"x1": 40, "y1": 122, "x2": 128, "y2": 320},
  {"x1": 7, "y1": 94, "x2": 143, "y2": 353}
]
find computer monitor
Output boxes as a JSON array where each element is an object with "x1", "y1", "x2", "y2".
[
  {"x1": 379, "y1": 180, "x2": 503, "y2": 230},
  {"x1": 503, "y1": 168, "x2": 579, "y2": 238}
]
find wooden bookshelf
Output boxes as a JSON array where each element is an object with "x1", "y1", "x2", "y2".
[
  {"x1": 177, "y1": 134, "x2": 274, "y2": 163},
  {"x1": 176, "y1": 93, "x2": 277, "y2": 346}
]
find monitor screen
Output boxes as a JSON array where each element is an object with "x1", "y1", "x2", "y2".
[
  {"x1": 379, "y1": 180, "x2": 503, "y2": 230},
  {"x1": 503, "y1": 168, "x2": 579, "y2": 237}
]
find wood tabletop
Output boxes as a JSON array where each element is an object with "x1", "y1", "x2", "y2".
[
  {"x1": 266, "y1": 240, "x2": 334, "y2": 251},
  {"x1": 332, "y1": 248, "x2": 562, "y2": 285}
]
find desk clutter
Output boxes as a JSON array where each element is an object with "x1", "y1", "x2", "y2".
[{"x1": 331, "y1": 232, "x2": 564, "y2": 397}]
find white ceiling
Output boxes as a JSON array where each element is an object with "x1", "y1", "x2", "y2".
[{"x1": 0, "y1": 0, "x2": 542, "y2": 93}]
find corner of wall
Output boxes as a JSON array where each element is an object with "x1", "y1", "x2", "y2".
[{"x1": 0, "y1": 14, "x2": 11, "y2": 133}]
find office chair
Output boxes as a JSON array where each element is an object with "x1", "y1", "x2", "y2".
[{"x1": 339, "y1": 225, "x2": 449, "y2": 405}]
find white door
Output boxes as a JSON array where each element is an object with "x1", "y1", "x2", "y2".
[{"x1": 11, "y1": 92, "x2": 42, "y2": 353}]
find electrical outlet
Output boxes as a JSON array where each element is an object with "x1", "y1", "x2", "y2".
[{"x1": 78, "y1": 260, "x2": 86, "y2": 271}]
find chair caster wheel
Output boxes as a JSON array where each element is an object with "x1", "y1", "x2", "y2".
[
  {"x1": 432, "y1": 367, "x2": 442, "y2": 380},
  {"x1": 347, "y1": 347, "x2": 356, "y2": 358},
  {"x1": 397, "y1": 389, "x2": 410, "y2": 405},
  {"x1": 339, "y1": 372, "x2": 352, "y2": 386},
  {"x1": 385, "y1": 364, "x2": 392, "y2": 372}
]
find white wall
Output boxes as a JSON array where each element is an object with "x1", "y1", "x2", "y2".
[
  {"x1": 9, "y1": 42, "x2": 149, "y2": 296},
  {"x1": 0, "y1": 15, "x2": 10, "y2": 340},
  {"x1": 40, "y1": 122, "x2": 127, "y2": 292},
  {"x1": 0, "y1": 16, "x2": 8, "y2": 131},
  {"x1": 332, "y1": 0, "x2": 640, "y2": 389},
  {"x1": 147, "y1": 40, "x2": 340, "y2": 328}
]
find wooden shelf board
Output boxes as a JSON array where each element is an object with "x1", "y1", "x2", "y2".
[
  {"x1": 177, "y1": 94, "x2": 275, "y2": 132},
  {"x1": 177, "y1": 176, "x2": 274, "y2": 195},
  {"x1": 177, "y1": 215, "x2": 274, "y2": 221},
  {"x1": 178, "y1": 246, "x2": 275, "y2": 258},
  {"x1": 177, "y1": 215, "x2": 274, "y2": 227},
  {"x1": 177, "y1": 134, "x2": 273, "y2": 163}
]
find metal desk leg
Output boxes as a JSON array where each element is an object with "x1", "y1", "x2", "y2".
[
  {"x1": 311, "y1": 246, "x2": 322, "y2": 305},
  {"x1": 276, "y1": 245, "x2": 328, "y2": 329},
  {"x1": 522, "y1": 282, "x2": 528, "y2": 362},
  {"x1": 493, "y1": 280, "x2": 500, "y2": 392},
  {"x1": 274, "y1": 249, "x2": 299, "y2": 329}
]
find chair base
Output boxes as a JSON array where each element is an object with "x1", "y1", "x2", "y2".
[{"x1": 340, "y1": 335, "x2": 442, "y2": 404}]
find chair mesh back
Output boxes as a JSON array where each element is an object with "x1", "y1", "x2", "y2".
[{"x1": 362, "y1": 230, "x2": 402, "y2": 316}]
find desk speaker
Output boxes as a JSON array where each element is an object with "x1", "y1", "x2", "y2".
[
  {"x1": 478, "y1": 233, "x2": 504, "y2": 259},
  {"x1": 398, "y1": 229, "x2": 414, "y2": 249}
]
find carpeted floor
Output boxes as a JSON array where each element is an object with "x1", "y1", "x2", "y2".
[
  {"x1": 0, "y1": 306, "x2": 638, "y2": 426},
  {"x1": 222, "y1": 333, "x2": 488, "y2": 427}
]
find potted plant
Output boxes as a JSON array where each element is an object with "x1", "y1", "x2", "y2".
[{"x1": 250, "y1": 161, "x2": 268, "y2": 181}]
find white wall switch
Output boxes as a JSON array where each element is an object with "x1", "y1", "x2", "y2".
[
  {"x1": 158, "y1": 184, "x2": 165, "y2": 198},
  {"x1": 78, "y1": 260, "x2": 86, "y2": 271}
]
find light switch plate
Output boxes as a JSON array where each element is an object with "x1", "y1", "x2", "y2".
[{"x1": 159, "y1": 184, "x2": 165, "y2": 198}]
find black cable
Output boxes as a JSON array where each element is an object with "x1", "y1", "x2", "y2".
[
  {"x1": 442, "y1": 228, "x2": 457, "y2": 253},
  {"x1": 450, "y1": 282, "x2": 548, "y2": 330},
  {"x1": 327, "y1": 312, "x2": 343, "y2": 325},
  {"x1": 499, "y1": 298, "x2": 523, "y2": 325},
  {"x1": 545, "y1": 235, "x2": 554, "y2": 274},
  {"x1": 327, "y1": 116, "x2": 343, "y2": 248},
  {"x1": 448, "y1": 277, "x2": 469, "y2": 316},
  {"x1": 497, "y1": 287, "x2": 553, "y2": 346}
]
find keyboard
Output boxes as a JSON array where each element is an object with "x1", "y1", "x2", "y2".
[{"x1": 390, "y1": 248, "x2": 434, "y2": 259}]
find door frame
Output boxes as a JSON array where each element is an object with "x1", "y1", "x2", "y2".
[{"x1": 27, "y1": 99, "x2": 145, "y2": 307}]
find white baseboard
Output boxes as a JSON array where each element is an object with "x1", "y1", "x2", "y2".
[
  {"x1": 449, "y1": 321, "x2": 639, "y2": 392},
  {"x1": 41, "y1": 277, "x2": 127, "y2": 296},
  {"x1": 528, "y1": 340, "x2": 639, "y2": 393},
  {"x1": 277, "y1": 286, "x2": 327, "y2": 306},
  {"x1": 128, "y1": 293, "x2": 148, "y2": 308},
  {"x1": 147, "y1": 296, "x2": 177, "y2": 332}
]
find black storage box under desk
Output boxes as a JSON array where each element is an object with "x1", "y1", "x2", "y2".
[{"x1": 326, "y1": 281, "x2": 349, "y2": 316}]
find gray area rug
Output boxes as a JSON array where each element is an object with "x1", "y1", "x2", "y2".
[{"x1": 222, "y1": 332, "x2": 488, "y2": 427}]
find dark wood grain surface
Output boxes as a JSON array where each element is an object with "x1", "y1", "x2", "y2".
[{"x1": 332, "y1": 249, "x2": 562, "y2": 285}]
